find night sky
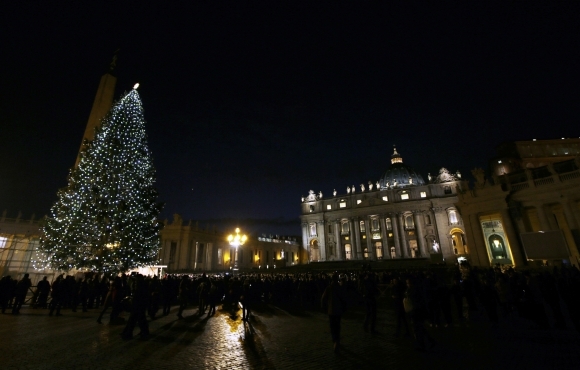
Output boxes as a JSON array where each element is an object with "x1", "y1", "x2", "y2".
[{"x1": 1, "y1": 3, "x2": 579, "y2": 237}]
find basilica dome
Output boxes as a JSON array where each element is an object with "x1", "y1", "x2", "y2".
[{"x1": 378, "y1": 147, "x2": 425, "y2": 189}]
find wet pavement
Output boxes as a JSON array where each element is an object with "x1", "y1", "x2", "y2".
[{"x1": 1, "y1": 298, "x2": 579, "y2": 370}]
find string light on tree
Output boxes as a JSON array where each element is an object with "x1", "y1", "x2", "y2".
[{"x1": 34, "y1": 84, "x2": 163, "y2": 273}]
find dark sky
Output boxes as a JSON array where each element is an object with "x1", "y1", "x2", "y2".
[{"x1": 1, "y1": 2, "x2": 579, "y2": 237}]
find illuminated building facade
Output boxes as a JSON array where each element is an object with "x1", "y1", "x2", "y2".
[
  {"x1": 458, "y1": 138, "x2": 580, "y2": 267},
  {"x1": 300, "y1": 148, "x2": 468, "y2": 264}
]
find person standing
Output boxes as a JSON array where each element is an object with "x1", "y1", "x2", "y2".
[
  {"x1": 391, "y1": 277, "x2": 410, "y2": 338},
  {"x1": 177, "y1": 275, "x2": 190, "y2": 319},
  {"x1": 405, "y1": 277, "x2": 436, "y2": 351},
  {"x1": 361, "y1": 272, "x2": 379, "y2": 333},
  {"x1": 49, "y1": 275, "x2": 64, "y2": 316},
  {"x1": 12, "y1": 273, "x2": 32, "y2": 314},
  {"x1": 0, "y1": 276, "x2": 12, "y2": 314},
  {"x1": 36, "y1": 276, "x2": 51, "y2": 309},
  {"x1": 121, "y1": 274, "x2": 150, "y2": 340},
  {"x1": 321, "y1": 273, "x2": 347, "y2": 353}
]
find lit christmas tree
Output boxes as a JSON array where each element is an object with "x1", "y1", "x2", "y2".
[{"x1": 36, "y1": 84, "x2": 163, "y2": 273}]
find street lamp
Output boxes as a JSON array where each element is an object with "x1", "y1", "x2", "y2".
[{"x1": 227, "y1": 228, "x2": 247, "y2": 273}]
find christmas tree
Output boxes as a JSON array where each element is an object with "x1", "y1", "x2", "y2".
[{"x1": 36, "y1": 84, "x2": 163, "y2": 273}]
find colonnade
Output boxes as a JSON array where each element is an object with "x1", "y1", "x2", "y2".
[{"x1": 302, "y1": 207, "x2": 455, "y2": 262}]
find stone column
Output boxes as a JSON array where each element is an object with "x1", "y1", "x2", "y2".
[
  {"x1": 414, "y1": 210, "x2": 426, "y2": 257},
  {"x1": 563, "y1": 201, "x2": 580, "y2": 230},
  {"x1": 562, "y1": 201, "x2": 580, "y2": 266},
  {"x1": 433, "y1": 207, "x2": 451, "y2": 257},
  {"x1": 391, "y1": 214, "x2": 401, "y2": 258},
  {"x1": 535, "y1": 203, "x2": 552, "y2": 231},
  {"x1": 301, "y1": 222, "x2": 309, "y2": 262},
  {"x1": 467, "y1": 214, "x2": 486, "y2": 266},
  {"x1": 334, "y1": 219, "x2": 343, "y2": 260},
  {"x1": 317, "y1": 220, "x2": 326, "y2": 261},
  {"x1": 366, "y1": 219, "x2": 375, "y2": 260},
  {"x1": 380, "y1": 215, "x2": 388, "y2": 259},
  {"x1": 347, "y1": 218, "x2": 356, "y2": 260},
  {"x1": 398, "y1": 213, "x2": 408, "y2": 257},
  {"x1": 500, "y1": 209, "x2": 526, "y2": 267},
  {"x1": 353, "y1": 218, "x2": 362, "y2": 260}
]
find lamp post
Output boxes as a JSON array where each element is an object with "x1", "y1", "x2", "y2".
[{"x1": 227, "y1": 228, "x2": 247, "y2": 273}]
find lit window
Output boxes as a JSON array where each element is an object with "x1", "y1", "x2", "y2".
[
  {"x1": 372, "y1": 218, "x2": 379, "y2": 231},
  {"x1": 498, "y1": 160, "x2": 502, "y2": 164},
  {"x1": 357, "y1": 199, "x2": 362, "y2": 204},
  {"x1": 345, "y1": 244, "x2": 352, "y2": 260},
  {"x1": 309, "y1": 223, "x2": 317, "y2": 236},
  {"x1": 376, "y1": 242, "x2": 383, "y2": 259},
  {"x1": 420, "y1": 191, "x2": 427, "y2": 198},
  {"x1": 385, "y1": 218, "x2": 392, "y2": 230},
  {"x1": 401, "y1": 193, "x2": 409, "y2": 200},
  {"x1": 340, "y1": 202, "x2": 346, "y2": 208},
  {"x1": 449, "y1": 210, "x2": 458, "y2": 224},
  {"x1": 0, "y1": 237, "x2": 7, "y2": 248},
  {"x1": 382, "y1": 196, "x2": 388, "y2": 201},
  {"x1": 405, "y1": 215, "x2": 414, "y2": 229},
  {"x1": 360, "y1": 221, "x2": 366, "y2": 233},
  {"x1": 341, "y1": 221, "x2": 350, "y2": 234},
  {"x1": 363, "y1": 247, "x2": 369, "y2": 259},
  {"x1": 327, "y1": 204, "x2": 332, "y2": 210}
]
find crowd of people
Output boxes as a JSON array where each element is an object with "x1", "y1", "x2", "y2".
[{"x1": 1, "y1": 262, "x2": 579, "y2": 351}]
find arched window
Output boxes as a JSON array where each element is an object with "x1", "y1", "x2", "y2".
[
  {"x1": 385, "y1": 218, "x2": 392, "y2": 230},
  {"x1": 309, "y1": 223, "x2": 317, "y2": 236},
  {"x1": 449, "y1": 210, "x2": 458, "y2": 224},
  {"x1": 405, "y1": 215, "x2": 414, "y2": 229},
  {"x1": 363, "y1": 247, "x2": 369, "y2": 259},
  {"x1": 372, "y1": 218, "x2": 379, "y2": 231},
  {"x1": 341, "y1": 221, "x2": 350, "y2": 234},
  {"x1": 345, "y1": 244, "x2": 352, "y2": 260},
  {"x1": 360, "y1": 220, "x2": 366, "y2": 233}
]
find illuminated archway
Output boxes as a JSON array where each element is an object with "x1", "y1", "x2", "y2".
[
  {"x1": 449, "y1": 227, "x2": 467, "y2": 254},
  {"x1": 309, "y1": 239, "x2": 320, "y2": 261}
]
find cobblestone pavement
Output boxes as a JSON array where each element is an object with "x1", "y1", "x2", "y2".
[{"x1": 1, "y1": 298, "x2": 579, "y2": 370}]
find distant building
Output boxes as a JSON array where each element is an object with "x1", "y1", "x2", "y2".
[
  {"x1": 299, "y1": 147, "x2": 468, "y2": 265},
  {"x1": 0, "y1": 211, "x2": 54, "y2": 284},
  {"x1": 158, "y1": 214, "x2": 302, "y2": 273}
]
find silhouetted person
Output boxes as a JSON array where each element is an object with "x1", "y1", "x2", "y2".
[
  {"x1": 207, "y1": 280, "x2": 218, "y2": 316},
  {"x1": 0, "y1": 275, "x2": 12, "y2": 313},
  {"x1": 405, "y1": 277, "x2": 436, "y2": 351},
  {"x1": 177, "y1": 275, "x2": 189, "y2": 319},
  {"x1": 240, "y1": 279, "x2": 253, "y2": 321},
  {"x1": 361, "y1": 272, "x2": 379, "y2": 333},
  {"x1": 49, "y1": 275, "x2": 64, "y2": 316},
  {"x1": 161, "y1": 275, "x2": 174, "y2": 316},
  {"x1": 36, "y1": 276, "x2": 51, "y2": 309},
  {"x1": 121, "y1": 274, "x2": 150, "y2": 340},
  {"x1": 391, "y1": 277, "x2": 410, "y2": 337},
  {"x1": 12, "y1": 273, "x2": 31, "y2": 314},
  {"x1": 321, "y1": 273, "x2": 347, "y2": 353}
]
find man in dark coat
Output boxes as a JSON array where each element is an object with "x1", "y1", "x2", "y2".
[
  {"x1": 49, "y1": 275, "x2": 65, "y2": 316},
  {"x1": 321, "y1": 273, "x2": 347, "y2": 353},
  {"x1": 121, "y1": 274, "x2": 150, "y2": 340},
  {"x1": 36, "y1": 276, "x2": 51, "y2": 309},
  {"x1": 12, "y1": 273, "x2": 32, "y2": 314},
  {"x1": 0, "y1": 275, "x2": 12, "y2": 313}
]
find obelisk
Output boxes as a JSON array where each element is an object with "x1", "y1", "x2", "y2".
[{"x1": 75, "y1": 52, "x2": 118, "y2": 166}]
